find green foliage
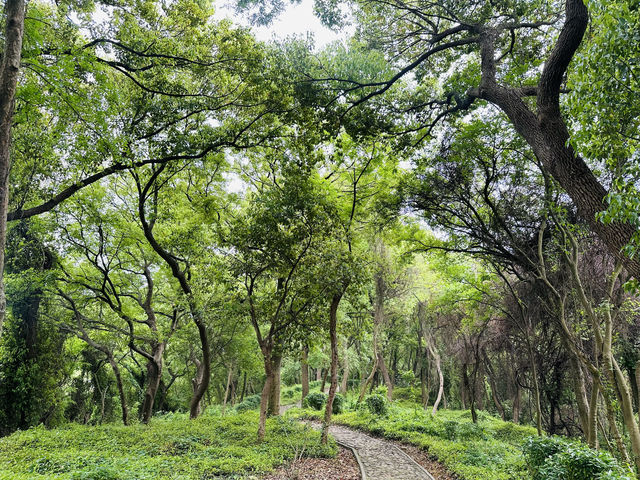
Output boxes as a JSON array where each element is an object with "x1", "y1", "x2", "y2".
[
  {"x1": 235, "y1": 394, "x2": 262, "y2": 413},
  {"x1": 523, "y1": 436, "x2": 635, "y2": 480},
  {"x1": 392, "y1": 386, "x2": 421, "y2": 403},
  {"x1": 331, "y1": 393, "x2": 345, "y2": 415},
  {"x1": 0, "y1": 411, "x2": 336, "y2": 479},
  {"x1": 364, "y1": 394, "x2": 388, "y2": 416},
  {"x1": 302, "y1": 392, "x2": 327, "y2": 410}
]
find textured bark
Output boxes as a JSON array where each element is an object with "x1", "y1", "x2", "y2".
[
  {"x1": 0, "y1": 0, "x2": 26, "y2": 338},
  {"x1": 141, "y1": 342, "x2": 165, "y2": 424},
  {"x1": 322, "y1": 292, "x2": 343, "y2": 444},
  {"x1": 257, "y1": 364, "x2": 273, "y2": 442},
  {"x1": 470, "y1": 1, "x2": 640, "y2": 279},
  {"x1": 267, "y1": 355, "x2": 282, "y2": 416}
]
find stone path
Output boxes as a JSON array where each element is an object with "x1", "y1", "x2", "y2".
[
  {"x1": 280, "y1": 402, "x2": 436, "y2": 479},
  {"x1": 320, "y1": 424, "x2": 436, "y2": 480}
]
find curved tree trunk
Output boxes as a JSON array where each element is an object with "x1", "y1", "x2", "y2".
[{"x1": 141, "y1": 343, "x2": 165, "y2": 424}]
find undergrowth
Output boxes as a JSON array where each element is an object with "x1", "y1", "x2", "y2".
[{"x1": 0, "y1": 411, "x2": 335, "y2": 480}]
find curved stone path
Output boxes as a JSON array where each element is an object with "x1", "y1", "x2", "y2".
[
  {"x1": 280, "y1": 402, "x2": 436, "y2": 480},
  {"x1": 318, "y1": 424, "x2": 436, "y2": 480}
]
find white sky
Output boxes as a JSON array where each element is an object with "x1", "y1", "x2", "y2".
[{"x1": 214, "y1": 0, "x2": 351, "y2": 49}]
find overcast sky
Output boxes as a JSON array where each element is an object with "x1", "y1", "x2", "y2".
[{"x1": 214, "y1": 0, "x2": 351, "y2": 49}]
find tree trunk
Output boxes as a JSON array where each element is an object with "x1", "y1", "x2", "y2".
[
  {"x1": 257, "y1": 362, "x2": 274, "y2": 442},
  {"x1": 483, "y1": 351, "x2": 504, "y2": 420},
  {"x1": 340, "y1": 346, "x2": 350, "y2": 394},
  {"x1": 320, "y1": 366, "x2": 328, "y2": 394},
  {"x1": 462, "y1": 364, "x2": 477, "y2": 423},
  {"x1": 222, "y1": 363, "x2": 234, "y2": 415},
  {"x1": 301, "y1": 344, "x2": 309, "y2": 402},
  {"x1": 529, "y1": 345, "x2": 543, "y2": 436},
  {"x1": 427, "y1": 336, "x2": 444, "y2": 415},
  {"x1": 636, "y1": 359, "x2": 640, "y2": 420},
  {"x1": 0, "y1": 0, "x2": 26, "y2": 339},
  {"x1": 141, "y1": 343, "x2": 165, "y2": 424},
  {"x1": 267, "y1": 354, "x2": 282, "y2": 416},
  {"x1": 359, "y1": 357, "x2": 378, "y2": 402},
  {"x1": 512, "y1": 382, "x2": 521, "y2": 424},
  {"x1": 322, "y1": 292, "x2": 343, "y2": 444},
  {"x1": 108, "y1": 355, "x2": 129, "y2": 426},
  {"x1": 189, "y1": 313, "x2": 210, "y2": 419},
  {"x1": 191, "y1": 356, "x2": 205, "y2": 417}
]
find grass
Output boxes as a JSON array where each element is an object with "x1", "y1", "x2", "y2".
[
  {"x1": 287, "y1": 401, "x2": 538, "y2": 480},
  {"x1": 0, "y1": 410, "x2": 336, "y2": 480}
]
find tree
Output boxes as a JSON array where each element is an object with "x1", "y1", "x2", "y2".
[{"x1": 274, "y1": 0, "x2": 640, "y2": 279}]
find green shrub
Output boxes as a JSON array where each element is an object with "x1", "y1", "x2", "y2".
[
  {"x1": 235, "y1": 394, "x2": 261, "y2": 412},
  {"x1": 364, "y1": 394, "x2": 388, "y2": 416},
  {"x1": 302, "y1": 392, "x2": 327, "y2": 410},
  {"x1": 331, "y1": 394, "x2": 345, "y2": 414},
  {"x1": 523, "y1": 436, "x2": 635, "y2": 480},
  {"x1": 393, "y1": 386, "x2": 421, "y2": 402}
]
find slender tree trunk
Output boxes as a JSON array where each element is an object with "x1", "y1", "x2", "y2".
[
  {"x1": 0, "y1": 0, "x2": 26, "y2": 339},
  {"x1": 529, "y1": 346, "x2": 543, "y2": 436},
  {"x1": 108, "y1": 355, "x2": 129, "y2": 426},
  {"x1": 189, "y1": 313, "x2": 210, "y2": 419},
  {"x1": 222, "y1": 363, "x2": 233, "y2": 415},
  {"x1": 359, "y1": 357, "x2": 378, "y2": 402},
  {"x1": 267, "y1": 354, "x2": 282, "y2": 416},
  {"x1": 322, "y1": 292, "x2": 343, "y2": 444},
  {"x1": 427, "y1": 336, "x2": 444, "y2": 415},
  {"x1": 378, "y1": 351, "x2": 393, "y2": 401},
  {"x1": 587, "y1": 381, "x2": 599, "y2": 449},
  {"x1": 190, "y1": 356, "x2": 205, "y2": 417},
  {"x1": 636, "y1": 359, "x2": 640, "y2": 420},
  {"x1": 340, "y1": 347, "x2": 350, "y2": 394},
  {"x1": 240, "y1": 371, "x2": 247, "y2": 402},
  {"x1": 301, "y1": 344, "x2": 309, "y2": 401},
  {"x1": 257, "y1": 359, "x2": 274, "y2": 442},
  {"x1": 141, "y1": 343, "x2": 165, "y2": 424},
  {"x1": 320, "y1": 367, "x2": 328, "y2": 394},
  {"x1": 512, "y1": 382, "x2": 521, "y2": 424},
  {"x1": 420, "y1": 364, "x2": 428, "y2": 408}
]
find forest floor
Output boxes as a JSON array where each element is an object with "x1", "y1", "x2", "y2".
[{"x1": 262, "y1": 446, "x2": 361, "y2": 480}]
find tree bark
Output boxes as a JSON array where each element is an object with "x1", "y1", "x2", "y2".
[
  {"x1": 322, "y1": 292, "x2": 343, "y2": 444},
  {"x1": 427, "y1": 336, "x2": 444, "y2": 415},
  {"x1": 301, "y1": 344, "x2": 309, "y2": 401},
  {"x1": 257, "y1": 362, "x2": 274, "y2": 442},
  {"x1": 471, "y1": 1, "x2": 640, "y2": 279},
  {"x1": 267, "y1": 354, "x2": 282, "y2": 416},
  {"x1": 141, "y1": 343, "x2": 165, "y2": 424},
  {"x1": 339, "y1": 346, "x2": 350, "y2": 394},
  {"x1": 0, "y1": 0, "x2": 26, "y2": 338},
  {"x1": 108, "y1": 355, "x2": 129, "y2": 426},
  {"x1": 222, "y1": 363, "x2": 234, "y2": 415}
]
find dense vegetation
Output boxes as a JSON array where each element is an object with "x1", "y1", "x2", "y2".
[{"x1": 1, "y1": 0, "x2": 640, "y2": 478}]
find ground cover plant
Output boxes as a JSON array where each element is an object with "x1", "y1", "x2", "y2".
[{"x1": 0, "y1": 411, "x2": 335, "y2": 480}]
